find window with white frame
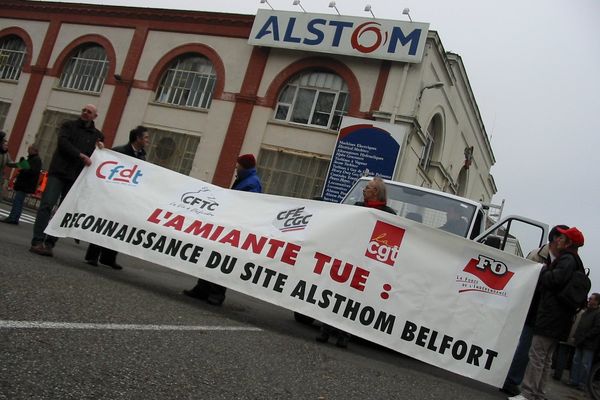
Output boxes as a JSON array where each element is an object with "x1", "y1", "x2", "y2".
[
  {"x1": 419, "y1": 114, "x2": 442, "y2": 170},
  {"x1": 145, "y1": 128, "x2": 200, "y2": 175},
  {"x1": 274, "y1": 71, "x2": 349, "y2": 131},
  {"x1": 155, "y1": 54, "x2": 216, "y2": 109},
  {"x1": 58, "y1": 44, "x2": 108, "y2": 93},
  {"x1": 256, "y1": 148, "x2": 330, "y2": 199},
  {"x1": 0, "y1": 36, "x2": 27, "y2": 81},
  {"x1": 35, "y1": 110, "x2": 77, "y2": 169}
]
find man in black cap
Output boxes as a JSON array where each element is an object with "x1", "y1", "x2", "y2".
[{"x1": 183, "y1": 153, "x2": 262, "y2": 305}]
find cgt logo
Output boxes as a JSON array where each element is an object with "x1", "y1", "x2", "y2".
[
  {"x1": 273, "y1": 206, "x2": 312, "y2": 232},
  {"x1": 96, "y1": 161, "x2": 142, "y2": 185},
  {"x1": 365, "y1": 221, "x2": 405, "y2": 266},
  {"x1": 463, "y1": 255, "x2": 514, "y2": 291}
]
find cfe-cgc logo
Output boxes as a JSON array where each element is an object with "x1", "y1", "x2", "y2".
[
  {"x1": 169, "y1": 187, "x2": 220, "y2": 216},
  {"x1": 365, "y1": 220, "x2": 405, "y2": 266},
  {"x1": 457, "y1": 255, "x2": 514, "y2": 296},
  {"x1": 273, "y1": 206, "x2": 313, "y2": 232},
  {"x1": 96, "y1": 160, "x2": 143, "y2": 185}
]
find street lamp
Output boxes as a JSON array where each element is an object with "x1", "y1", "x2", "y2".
[
  {"x1": 364, "y1": 4, "x2": 375, "y2": 18},
  {"x1": 402, "y1": 8, "x2": 413, "y2": 22},
  {"x1": 259, "y1": 0, "x2": 274, "y2": 9},
  {"x1": 329, "y1": 1, "x2": 341, "y2": 15},
  {"x1": 414, "y1": 82, "x2": 444, "y2": 116},
  {"x1": 292, "y1": 0, "x2": 307, "y2": 12}
]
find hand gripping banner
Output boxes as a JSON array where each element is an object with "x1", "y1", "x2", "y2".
[{"x1": 46, "y1": 150, "x2": 542, "y2": 386}]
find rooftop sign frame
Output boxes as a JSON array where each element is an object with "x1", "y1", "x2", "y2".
[{"x1": 249, "y1": 10, "x2": 429, "y2": 63}]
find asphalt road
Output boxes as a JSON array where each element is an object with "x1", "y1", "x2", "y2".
[{"x1": 0, "y1": 203, "x2": 585, "y2": 400}]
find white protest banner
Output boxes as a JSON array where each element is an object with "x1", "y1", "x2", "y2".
[{"x1": 46, "y1": 150, "x2": 541, "y2": 386}]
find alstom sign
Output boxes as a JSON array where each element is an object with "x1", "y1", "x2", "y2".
[{"x1": 249, "y1": 10, "x2": 429, "y2": 63}]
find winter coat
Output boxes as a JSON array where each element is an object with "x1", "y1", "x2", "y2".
[
  {"x1": 13, "y1": 154, "x2": 42, "y2": 194},
  {"x1": 48, "y1": 118, "x2": 103, "y2": 182},
  {"x1": 573, "y1": 308, "x2": 600, "y2": 350},
  {"x1": 354, "y1": 201, "x2": 396, "y2": 215},
  {"x1": 534, "y1": 250, "x2": 584, "y2": 340},
  {"x1": 231, "y1": 167, "x2": 262, "y2": 193},
  {"x1": 523, "y1": 244, "x2": 552, "y2": 327},
  {"x1": 112, "y1": 143, "x2": 146, "y2": 160}
]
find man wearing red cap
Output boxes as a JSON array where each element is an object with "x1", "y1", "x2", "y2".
[
  {"x1": 183, "y1": 153, "x2": 262, "y2": 305},
  {"x1": 510, "y1": 227, "x2": 587, "y2": 400}
]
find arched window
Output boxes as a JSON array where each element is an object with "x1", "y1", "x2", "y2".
[
  {"x1": 0, "y1": 35, "x2": 27, "y2": 81},
  {"x1": 420, "y1": 114, "x2": 443, "y2": 170},
  {"x1": 274, "y1": 71, "x2": 349, "y2": 131},
  {"x1": 59, "y1": 44, "x2": 108, "y2": 93},
  {"x1": 155, "y1": 54, "x2": 216, "y2": 109},
  {"x1": 457, "y1": 166, "x2": 469, "y2": 197}
]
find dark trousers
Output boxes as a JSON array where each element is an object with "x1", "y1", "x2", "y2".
[
  {"x1": 85, "y1": 243, "x2": 118, "y2": 265},
  {"x1": 6, "y1": 190, "x2": 27, "y2": 222},
  {"x1": 31, "y1": 176, "x2": 73, "y2": 247},
  {"x1": 504, "y1": 324, "x2": 534, "y2": 387}
]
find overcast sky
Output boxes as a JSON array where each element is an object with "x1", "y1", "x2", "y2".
[{"x1": 40, "y1": 0, "x2": 600, "y2": 288}]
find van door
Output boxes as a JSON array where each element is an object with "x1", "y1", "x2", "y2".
[{"x1": 475, "y1": 216, "x2": 549, "y2": 258}]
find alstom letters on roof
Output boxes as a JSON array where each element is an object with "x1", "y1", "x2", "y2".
[{"x1": 249, "y1": 10, "x2": 429, "y2": 63}]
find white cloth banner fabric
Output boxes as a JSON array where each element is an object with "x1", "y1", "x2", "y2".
[{"x1": 46, "y1": 150, "x2": 541, "y2": 386}]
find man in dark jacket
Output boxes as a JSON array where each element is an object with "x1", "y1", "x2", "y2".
[
  {"x1": 510, "y1": 226, "x2": 586, "y2": 400},
  {"x1": 183, "y1": 153, "x2": 262, "y2": 305},
  {"x1": 84, "y1": 126, "x2": 149, "y2": 269},
  {"x1": 568, "y1": 292, "x2": 600, "y2": 389},
  {"x1": 29, "y1": 104, "x2": 104, "y2": 257},
  {"x1": 1, "y1": 145, "x2": 42, "y2": 225},
  {"x1": 501, "y1": 225, "x2": 568, "y2": 396}
]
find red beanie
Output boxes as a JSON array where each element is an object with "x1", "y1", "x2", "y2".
[{"x1": 237, "y1": 153, "x2": 256, "y2": 169}]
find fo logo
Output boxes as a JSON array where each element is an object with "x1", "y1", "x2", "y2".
[
  {"x1": 273, "y1": 206, "x2": 312, "y2": 232},
  {"x1": 96, "y1": 161, "x2": 142, "y2": 185},
  {"x1": 463, "y1": 255, "x2": 514, "y2": 291},
  {"x1": 365, "y1": 221, "x2": 405, "y2": 266}
]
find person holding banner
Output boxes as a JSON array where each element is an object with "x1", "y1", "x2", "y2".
[
  {"x1": 183, "y1": 153, "x2": 262, "y2": 306},
  {"x1": 501, "y1": 225, "x2": 569, "y2": 396},
  {"x1": 29, "y1": 104, "x2": 104, "y2": 257},
  {"x1": 316, "y1": 177, "x2": 396, "y2": 348},
  {"x1": 84, "y1": 126, "x2": 150, "y2": 269},
  {"x1": 510, "y1": 227, "x2": 586, "y2": 400}
]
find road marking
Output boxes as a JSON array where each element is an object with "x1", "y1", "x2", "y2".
[
  {"x1": 0, "y1": 209, "x2": 35, "y2": 224},
  {"x1": 0, "y1": 320, "x2": 262, "y2": 332}
]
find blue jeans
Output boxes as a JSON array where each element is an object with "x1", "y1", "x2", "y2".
[
  {"x1": 7, "y1": 190, "x2": 27, "y2": 222},
  {"x1": 505, "y1": 324, "x2": 534, "y2": 387},
  {"x1": 569, "y1": 347, "x2": 595, "y2": 387},
  {"x1": 31, "y1": 176, "x2": 73, "y2": 247}
]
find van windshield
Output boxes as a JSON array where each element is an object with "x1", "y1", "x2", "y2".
[{"x1": 342, "y1": 180, "x2": 477, "y2": 238}]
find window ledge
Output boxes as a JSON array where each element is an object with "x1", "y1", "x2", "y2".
[
  {"x1": 148, "y1": 101, "x2": 209, "y2": 114},
  {"x1": 0, "y1": 78, "x2": 20, "y2": 85},
  {"x1": 267, "y1": 119, "x2": 339, "y2": 135},
  {"x1": 52, "y1": 86, "x2": 101, "y2": 97}
]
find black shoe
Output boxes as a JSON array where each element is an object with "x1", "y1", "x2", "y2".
[
  {"x1": 499, "y1": 383, "x2": 520, "y2": 397},
  {"x1": 29, "y1": 244, "x2": 53, "y2": 257},
  {"x1": 1, "y1": 218, "x2": 18, "y2": 225},
  {"x1": 183, "y1": 289, "x2": 208, "y2": 300},
  {"x1": 206, "y1": 296, "x2": 224, "y2": 306},
  {"x1": 99, "y1": 260, "x2": 122, "y2": 270},
  {"x1": 316, "y1": 332, "x2": 329, "y2": 343},
  {"x1": 85, "y1": 259, "x2": 98, "y2": 267},
  {"x1": 336, "y1": 335, "x2": 349, "y2": 348}
]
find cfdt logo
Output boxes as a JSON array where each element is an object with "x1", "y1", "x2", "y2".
[
  {"x1": 273, "y1": 206, "x2": 312, "y2": 232},
  {"x1": 462, "y1": 255, "x2": 514, "y2": 291},
  {"x1": 96, "y1": 161, "x2": 142, "y2": 185},
  {"x1": 365, "y1": 220, "x2": 405, "y2": 266},
  {"x1": 171, "y1": 187, "x2": 219, "y2": 216}
]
